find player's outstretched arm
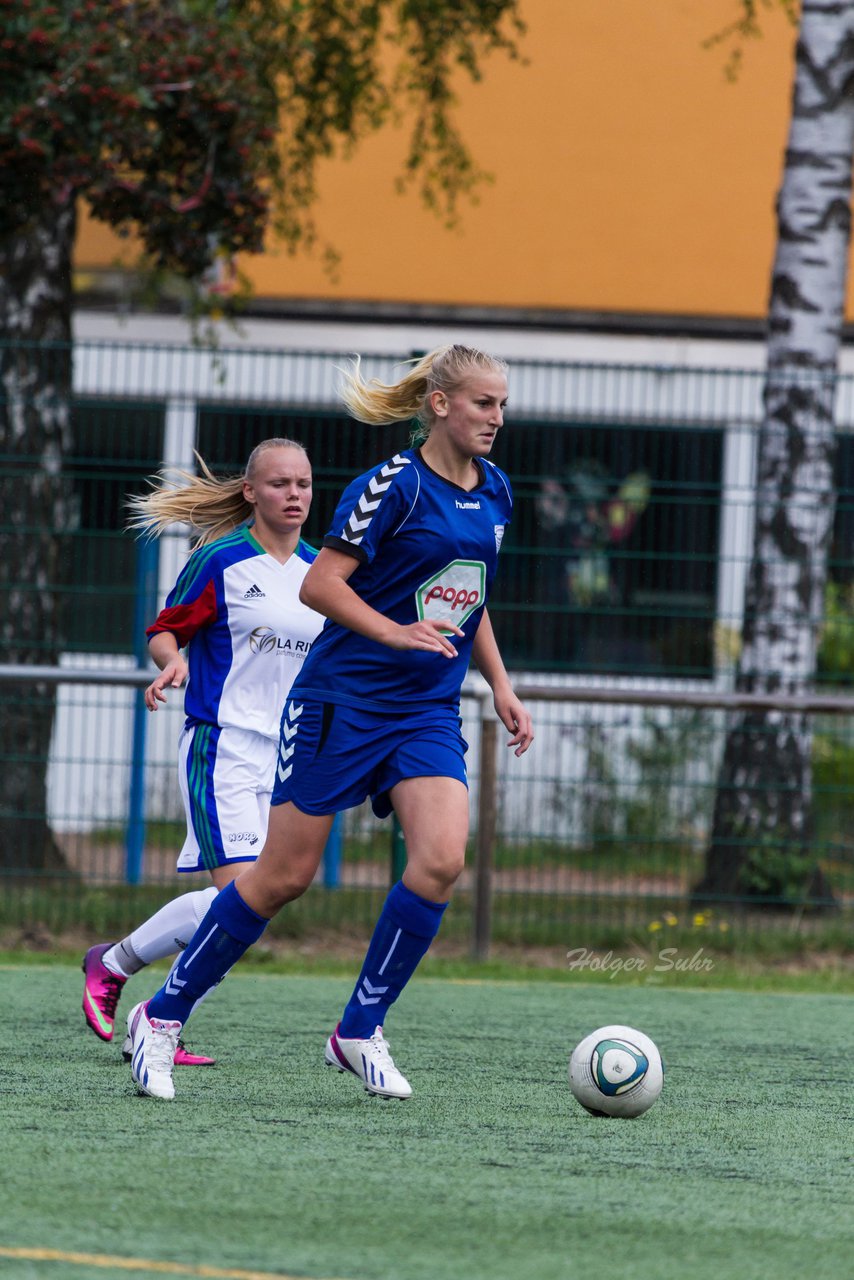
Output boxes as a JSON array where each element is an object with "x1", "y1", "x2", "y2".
[
  {"x1": 300, "y1": 547, "x2": 464, "y2": 658},
  {"x1": 471, "y1": 610, "x2": 534, "y2": 756},
  {"x1": 144, "y1": 632, "x2": 189, "y2": 710}
]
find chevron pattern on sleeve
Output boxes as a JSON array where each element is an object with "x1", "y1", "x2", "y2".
[
  {"x1": 340, "y1": 454, "x2": 411, "y2": 546},
  {"x1": 277, "y1": 699, "x2": 303, "y2": 783}
]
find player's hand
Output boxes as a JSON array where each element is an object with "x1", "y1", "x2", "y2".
[
  {"x1": 389, "y1": 619, "x2": 465, "y2": 658},
  {"x1": 145, "y1": 656, "x2": 189, "y2": 710},
  {"x1": 494, "y1": 688, "x2": 534, "y2": 756}
]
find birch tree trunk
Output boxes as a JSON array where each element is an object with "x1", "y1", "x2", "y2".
[
  {"x1": 0, "y1": 197, "x2": 76, "y2": 873},
  {"x1": 695, "y1": 1, "x2": 854, "y2": 909}
]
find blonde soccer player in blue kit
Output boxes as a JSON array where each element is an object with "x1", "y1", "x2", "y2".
[{"x1": 126, "y1": 345, "x2": 534, "y2": 1100}]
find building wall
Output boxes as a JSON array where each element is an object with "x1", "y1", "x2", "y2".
[{"x1": 74, "y1": 0, "x2": 812, "y2": 321}]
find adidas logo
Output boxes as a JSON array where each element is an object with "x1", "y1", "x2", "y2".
[{"x1": 243, "y1": 583, "x2": 265, "y2": 599}]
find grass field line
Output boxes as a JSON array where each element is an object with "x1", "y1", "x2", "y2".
[{"x1": 0, "y1": 1247, "x2": 348, "y2": 1280}]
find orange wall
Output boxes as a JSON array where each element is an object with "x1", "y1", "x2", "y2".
[{"x1": 76, "y1": 0, "x2": 810, "y2": 319}]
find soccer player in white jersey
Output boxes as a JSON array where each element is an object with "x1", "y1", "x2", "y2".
[
  {"x1": 81, "y1": 439, "x2": 324, "y2": 1064},
  {"x1": 127, "y1": 345, "x2": 534, "y2": 1101}
]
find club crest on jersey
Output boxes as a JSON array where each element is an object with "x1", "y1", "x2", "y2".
[
  {"x1": 416, "y1": 559, "x2": 486, "y2": 633},
  {"x1": 249, "y1": 626, "x2": 312, "y2": 656}
]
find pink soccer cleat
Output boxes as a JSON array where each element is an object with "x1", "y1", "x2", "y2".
[
  {"x1": 81, "y1": 943, "x2": 127, "y2": 1042},
  {"x1": 174, "y1": 1043, "x2": 216, "y2": 1067},
  {"x1": 121, "y1": 1034, "x2": 216, "y2": 1067}
]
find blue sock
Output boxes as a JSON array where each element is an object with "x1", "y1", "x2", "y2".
[
  {"x1": 338, "y1": 881, "x2": 448, "y2": 1039},
  {"x1": 146, "y1": 882, "x2": 269, "y2": 1025}
]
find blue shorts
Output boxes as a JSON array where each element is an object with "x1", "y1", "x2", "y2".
[{"x1": 271, "y1": 698, "x2": 468, "y2": 818}]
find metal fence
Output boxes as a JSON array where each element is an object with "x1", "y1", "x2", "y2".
[
  {"x1": 1, "y1": 664, "x2": 852, "y2": 951},
  {"x1": 2, "y1": 340, "x2": 854, "y2": 950}
]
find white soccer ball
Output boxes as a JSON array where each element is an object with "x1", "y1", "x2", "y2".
[{"x1": 568, "y1": 1024, "x2": 664, "y2": 1118}]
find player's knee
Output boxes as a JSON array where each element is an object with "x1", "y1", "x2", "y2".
[
  {"x1": 441, "y1": 855, "x2": 466, "y2": 892},
  {"x1": 415, "y1": 846, "x2": 465, "y2": 895},
  {"x1": 250, "y1": 862, "x2": 314, "y2": 914},
  {"x1": 277, "y1": 863, "x2": 315, "y2": 903}
]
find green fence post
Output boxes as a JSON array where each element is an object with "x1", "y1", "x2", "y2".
[
  {"x1": 126, "y1": 535, "x2": 159, "y2": 885},
  {"x1": 391, "y1": 814, "x2": 406, "y2": 884}
]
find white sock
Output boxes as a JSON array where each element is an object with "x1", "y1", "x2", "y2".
[{"x1": 105, "y1": 886, "x2": 219, "y2": 972}]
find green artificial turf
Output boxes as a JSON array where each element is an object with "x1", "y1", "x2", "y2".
[{"x1": 0, "y1": 966, "x2": 852, "y2": 1280}]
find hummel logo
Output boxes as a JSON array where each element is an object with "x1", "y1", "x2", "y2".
[
  {"x1": 244, "y1": 583, "x2": 266, "y2": 599},
  {"x1": 277, "y1": 700, "x2": 302, "y2": 782},
  {"x1": 357, "y1": 977, "x2": 389, "y2": 1006},
  {"x1": 342, "y1": 454, "x2": 411, "y2": 546}
]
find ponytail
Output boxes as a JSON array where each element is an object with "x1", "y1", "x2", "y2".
[
  {"x1": 339, "y1": 344, "x2": 507, "y2": 440},
  {"x1": 127, "y1": 437, "x2": 309, "y2": 549}
]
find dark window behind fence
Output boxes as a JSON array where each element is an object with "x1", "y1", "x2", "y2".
[
  {"x1": 492, "y1": 419, "x2": 723, "y2": 676},
  {"x1": 65, "y1": 399, "x2": 165, "y2": 653}
]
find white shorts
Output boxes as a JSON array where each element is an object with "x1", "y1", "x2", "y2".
[{"x1": 176, "y1": 723, "x2": 276, "y2": 873}]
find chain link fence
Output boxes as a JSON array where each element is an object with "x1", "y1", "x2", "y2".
[{"x1": 2, "y1": 340, "x2": 853, "y2": 949}]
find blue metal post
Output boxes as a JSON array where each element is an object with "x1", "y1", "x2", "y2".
[
  {"x1": 322, "y1": 812, "x2": 343, "y2": 888},
  {"x1": 125, "y1": 538, "x2": 159, "y2": 884}
]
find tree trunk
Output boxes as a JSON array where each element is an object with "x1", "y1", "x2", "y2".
[
  {"x1": 0, "y1": 196, "x2": 77, "y2": 874},
  {"x1": 695, "y1": 2, "x2": 854, "y2": 910}
]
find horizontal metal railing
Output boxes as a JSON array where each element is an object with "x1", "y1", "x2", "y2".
[
  {"x1": 460, "y1": 678, "x2": 854, "y2": 956},
  {"x1": 7, "y1": 662, "x2": 854, "y2": 712},
  {"x1": 3, "y1": 664, "x2": 853, "y2": 953}
]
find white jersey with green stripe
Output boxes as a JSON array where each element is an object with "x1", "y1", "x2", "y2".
[{"x1": 147, "y1": 527, "x2": 325, "y2": 741}]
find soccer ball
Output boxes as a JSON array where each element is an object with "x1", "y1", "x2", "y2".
[{"x1": 568, "y1": 1025, "x2": 663, "y2": 1118}]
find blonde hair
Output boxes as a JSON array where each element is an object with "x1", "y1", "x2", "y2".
[
  {"x1": 339, "y1": 344, "x2": 508, "y2": 440},
  {"x1": 127, "y1": 437, "x2": 309, "y2": 549}
]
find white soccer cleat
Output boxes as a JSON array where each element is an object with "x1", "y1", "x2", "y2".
[
  {"x1": 127, "y1": 1001, "x2": 181, "y2": 1101},
  {"x1": 324, "y1": 1023, "x2": 412, "y2": 1099}
]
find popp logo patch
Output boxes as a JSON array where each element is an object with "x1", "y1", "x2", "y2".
[{"x1": 416, "y1": 559, "x2": 486, "y2": 633}]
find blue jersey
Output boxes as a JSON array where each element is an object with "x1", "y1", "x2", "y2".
[{"x1": 292, "y1": 448, "x2": 512, "y2": 711}]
